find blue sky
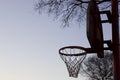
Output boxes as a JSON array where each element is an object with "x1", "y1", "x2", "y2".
[{"x1": 0, "y1": 0, "x2": 114, "y2": 80}]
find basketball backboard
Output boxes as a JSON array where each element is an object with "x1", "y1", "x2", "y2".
[{"x1": 86, "y1": 0, "x2": 104, "y2": 58}]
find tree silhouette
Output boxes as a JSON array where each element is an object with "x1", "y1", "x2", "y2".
[
  {"x1": 35, "y1": 0, "x2": 120, "y2": 26},
  {"x1": 80, "y1": 52, "x2": 113, "y2": 80}
]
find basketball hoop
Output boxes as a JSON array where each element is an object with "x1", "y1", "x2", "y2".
[
  {"x1": 59, "y1": 46, "x2": 87, "y2": 78},
  {"x1": 58, "y1": 0, "x2": 114, "y2": 78}
]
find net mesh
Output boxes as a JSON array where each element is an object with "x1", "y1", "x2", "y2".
[{"x1": 59, "y1": 47, "x2": 86, "y2": 78}]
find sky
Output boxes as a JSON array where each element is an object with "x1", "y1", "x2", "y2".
[{"x1": 0, "y1": 0, "x2": 115, "y2": 80}]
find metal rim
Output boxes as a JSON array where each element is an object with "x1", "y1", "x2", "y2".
[{"x1": 59, "y1": 46, "x2": 87, "y2": 56}]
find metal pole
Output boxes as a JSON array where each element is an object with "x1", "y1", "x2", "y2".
[{"x1": 112, "y1": 0, "x2": 120, "y2": 80}]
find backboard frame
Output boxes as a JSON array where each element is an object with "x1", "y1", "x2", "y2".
[{"x1": 86, "y1": 0, "x2": 104, "y2": 58}]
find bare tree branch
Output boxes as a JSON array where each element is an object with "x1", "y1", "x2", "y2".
[
  {"x1": 80, "y1": 52, "x2": 113, "y2": 80},
  {"x1": 35, "y1": 0, "x2": 120, "y2": 27}
]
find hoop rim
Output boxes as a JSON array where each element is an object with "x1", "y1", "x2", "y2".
[{"x1": 59, "y1": 46, "x2": 87, "y2": 56}]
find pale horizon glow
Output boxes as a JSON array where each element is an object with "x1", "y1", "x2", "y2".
[{"x1": 0, "y1": 0, "x2": 114, "y2": 80}]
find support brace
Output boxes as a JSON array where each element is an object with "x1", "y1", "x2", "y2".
[{"x1": 100, "y1": 11, "x2": 112, "y2": 23}]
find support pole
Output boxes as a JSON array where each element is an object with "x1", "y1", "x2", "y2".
[{"x1": 112, "y1": 0, "x2": 120, "y2": 80}]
